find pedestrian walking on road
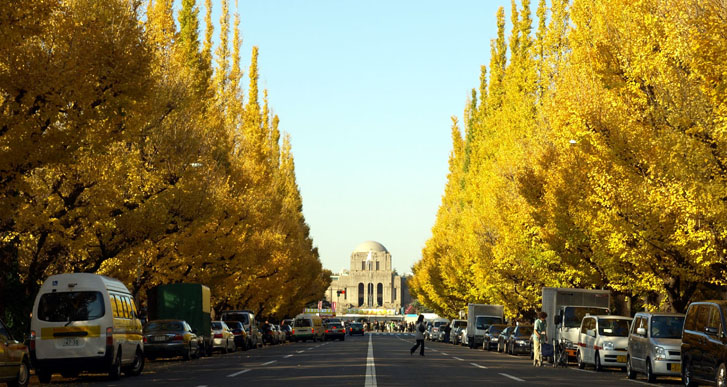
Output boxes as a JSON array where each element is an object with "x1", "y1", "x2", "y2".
[
  {"x1": 410, "y1": 315, "x2": 426, "y2": 356},
  {"x1": 532, "y1": 311, "x2": 547, "y2": 366}
]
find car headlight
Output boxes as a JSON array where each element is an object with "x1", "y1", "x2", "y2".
[
  {"x1": 516, "y1": 340, "x2": 527, "y2": 345},
  {"x1": 654, "y1": 346, "x2": 666, "y2": 360},
  {"x1": 603, "y1": 341, "x2": 614, "y2": 351}
]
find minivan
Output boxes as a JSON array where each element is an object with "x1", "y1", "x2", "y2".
[
  {"x1": 681, "y1": 300, "x2": 727, "y2": 386},
  {"x1": 626, "y1": 311, "x2": 684, "y2": 382},
  {"x1": 221, "y1": 310, "x2": 261, "y2": 349},
  {"x1": 30, "y1": 273, "x2": 144, "y2": 383},
  {"x1": 577, "y1": 315, "x2": 631, "y2": 371},
  {"x1": 292, "y1": 314, "x2": 324, "y2": 342}
]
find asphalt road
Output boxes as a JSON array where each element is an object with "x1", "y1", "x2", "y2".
[{"x1": 33, "y1": 333, "x2": 683, "y2": 386}]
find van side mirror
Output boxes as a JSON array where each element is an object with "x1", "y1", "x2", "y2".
[{"x1": 636, "y1": 327, "x2": 646, "y2": 336}]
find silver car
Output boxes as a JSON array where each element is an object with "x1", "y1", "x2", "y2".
[{"x1": 626, "y1": 312, "x2": 684, "y2": 382}]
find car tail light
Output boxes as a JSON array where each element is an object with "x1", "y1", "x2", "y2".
[
  {"x1": 173, "y1": 334, "x2": 183, "y2": 342},
  {"x1": 325, "y1": 330, "x2": 329, "y2": 333},
  {"x1": 214, "y1": 333, "x2": 223, "y2": 338},
  {"x1": 29, "y1": 330, "x2": 36, "y2": 351},
  {"x1": 143, "y1": 336, "x2": 148, "y2": 343},
  {"x1": 311, "y1": 329, "x2": 315, "y2": 333},
  {"x1": 292, "y1": 329, "x2": 295, "y2": 334},
  {"x1": 106, "y1": 327, "x2": 113, "y2": 346}
]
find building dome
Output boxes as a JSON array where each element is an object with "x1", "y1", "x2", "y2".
[{"x1": 353, "y1": 241, "x2": 388, "y2": 253}]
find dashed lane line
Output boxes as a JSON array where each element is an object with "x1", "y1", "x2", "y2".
[
  {"x1": 470, "y1": 363, "x2": 488, "y2": 369},
  {"x1": 441, "y1": 352, "x2": 449, "y2": 356},
  {"x1": 261, "y1": 360, "x2": 277, "y2": 366},
  {"x1": 453, "y1": 357, "x2": 464, "y2": 361},
  {"x1": 226, "y1": 369, "x2": 251, "y2": 377},
  {"x1": 499, "y1": 373, "x2": 525, "y2": 382},
  {"x1": 284, "y1": 354, "x2": 293, "y2": 358},
  {"x1": 296, "y1": 350, "x2": 304, "y2": 353}
]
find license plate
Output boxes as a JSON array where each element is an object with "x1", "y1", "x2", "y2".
[
  {"x1": 155, "y1": 335, "x2": 167, "y2": 342},
  {"x1": 670, "y1": 363, "x2": 681, "y2": 372},
  {"x1": 62, "y1": 337, "x2": 80, "y2": 347},
  {"x1": 616, "y1": 355, "x2": 627, "y2": 363}
]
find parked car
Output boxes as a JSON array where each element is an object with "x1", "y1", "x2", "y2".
[
  {"x1": 274, "y1": 325, "x2": 286, "y2": 343},
  {"x1": 280, "y1": 324, "x2": 293, "y2": 341},
  {"x1": 261, "y1": 322, "x2": 278, "y2": 345},
  {"x1": 577, "y1": 315, "x2": 631, "y2": 371},
  {"x1": 483, "y1": 324, "x2": 507, "y2": 351},
  {"x1": 349, "y1": 322, "x2": 365, "y2": 335},
  {"x1": 428, "y1": 319, "x2": 449, "y2": 342},
  {"x1": 324, "y1": 322, "x2": 346, "y2": 341},
  {"x1": 211, "y1": 321, "x2": 236, "y2": 353},
  {"x1": 626, "y1": 312, "x2": 683, "y2": 382},
  {"x1": 143, "y1": 320, "x2": 199, "y2": 360},
  {"x1": 497, "y1": 326, "x2": 515, "y2": 352},
  {"x1": 225, "y1": 321, "x2": 248, "y2": 350},
  {"x1": 0, "y1": 318, "x2": 30, "y2": 387},
  {"x1": 30, "y1": 273, "x2": 144, "y2": 383},
  {"x1": 449, "y1": 319, "x2": 467, "y2": 344},
  {"x1": 221, "y1": 310, "x2": 261, "y2": 349},
  {"x1": 681, "y1": 300, "x2": 727, "y2": 386},
  {"x1": 507, "y1": 325, "x2": 534, "y2": 355}
]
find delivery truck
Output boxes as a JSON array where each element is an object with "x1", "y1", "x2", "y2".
[
  {"x1": 466, "y1": 304, "x2": 505, "y2": 349},
  {"x1": 147, "y1": 283, "x2": 213, "y2": 356},
  {"x1": 541, "y1": 287, "x2": 611, "y2": 359}
]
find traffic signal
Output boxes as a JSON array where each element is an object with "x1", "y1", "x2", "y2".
[{"x1": 336, "y1": 289, "x2": 346, "y2": 296}]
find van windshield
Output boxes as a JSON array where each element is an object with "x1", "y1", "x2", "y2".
[
  {"x1": 295, "y1": 319, "x2": 311, "y2": 327},
  {"x1": 651, "y1": 316, "x2": 685, "y2": 339},
  {"x1": 434, "y1": 321, "x2": 448, "y2": 327},
  {"x1": 37, "y1": 291, "x2": 105, "y2": 322},
  {"x1": 222, "y1": 312, "x2": 250, "y2": 326},
  {"x1": 598, "y1": 319, "x2": 630, "y2": 337}
]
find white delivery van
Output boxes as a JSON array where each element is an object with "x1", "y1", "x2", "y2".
[
  {"x1": 30, "y1": 273, "x2": 144, "y2": 383},
  {"x1": 292, "y1": 314, "x2": 324, "y2": 342}
]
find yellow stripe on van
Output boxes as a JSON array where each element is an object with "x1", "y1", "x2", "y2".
[{"x1": 40, "y1": 325, "x2": 101, "y2": 340}]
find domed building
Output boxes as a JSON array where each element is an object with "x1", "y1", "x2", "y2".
[{"x1": 324, "y1": 241, "x2": 409, "y2": 314}]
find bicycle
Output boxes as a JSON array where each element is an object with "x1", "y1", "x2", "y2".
[{"x1": 552, "y1": 338, "x2": 569, "y2": 368}]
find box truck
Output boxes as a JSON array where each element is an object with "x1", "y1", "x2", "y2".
[
  {"x1": 466, "y1": 304, "x2": 505, "y2": 349},
  {"x1": 541, "y1": 287, "x2": 611, "y2": 359},
  {"x1": 147, "y1": 283, "x2": 213, "y2": 356}
]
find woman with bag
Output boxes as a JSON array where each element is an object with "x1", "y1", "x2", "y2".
[{"x1": 410, "y1": 315, "x2": 426, "y2": 356}]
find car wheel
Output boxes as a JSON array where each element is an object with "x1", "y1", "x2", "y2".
[
  {"x1": 125, "y1": 348, "x2": 145, "y2": 376},
  {"x1": 626, "y1": 356, "x2": 636, "y2": 379},
  {"x1": 646, "y1": 358, "x2": 655, "y2": 383},
  {"x1": 577, "y1": 350, "x2": 585, "y2": 369},
  {"x1": 37, "y1": 368, "x2": 52, "y2": 384},
  {"x1": 717, "y1": 363, "x2": 726, "y2": 387},
  {"x1": 594, "y1": 351, "x2": 602, "y2": 372},
  {"x1": 230, "y1": 340, "x2": 236, "y2": 352},
  {"x1": 108, "y1": 349, "x2": 122, "y2": 380},
  {"x1": 683, "y1": 359, "x2": 696, "y2": 387},
  {"x1": 222, "y1": 340, "x2": 229, "y2": 354},
  {"x1": 183, "y1": 344, "x2": 192, "y2": 361},
  {"x1": 10, "y1": 357, "x2": 30, "y2": 387}
]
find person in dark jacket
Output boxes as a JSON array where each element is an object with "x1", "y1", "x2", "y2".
[{"x1": 410, "y1": 315, "x2": 426, "y2": 356}]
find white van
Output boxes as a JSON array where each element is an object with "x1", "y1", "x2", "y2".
[
  {"x1": 292, "y1": 314, "x2": 324, "y2": 342},
  {"x1": 30, "y1": 273, "x2": 144, "y2": 382}
]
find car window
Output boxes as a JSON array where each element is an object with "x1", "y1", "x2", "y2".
[
  {"x1": 598, "y1": 319, "x2": 630, "y2": 337},
  {"x1": 38, "y1": 291, "x2": 105, "y2": 322},
  {"x1": 695, "y1": 305, "x2": 710, "y2": 331},
  {"x1": 295, "y1": 318, "x2": 312, "y2": 327},
  {"x1": 581, "y1": 318, "x2": 590, "y2": 334},
  {"x1": 146, "y1": 321, "x2": 184, "y2": 331},
  {"x1": 518, "y1": 326, "x2": 533, "y2": 336},
  {"x1": 684, "y1": 306, "x2": 698, "y2": 331},
  {"x1": 708, "y1": 306, "x2": 723, "y2": 336},
  {"x1": 650, "y1": 316, "x2": 684, "y2": 339},
  {"x1": 0, "y1": 320, "x2": 11, "y2": 342},
  {"x1": 211, "y1": 322, "x2": 223, "y2": 330}
]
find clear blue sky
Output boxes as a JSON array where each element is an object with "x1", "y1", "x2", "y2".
[{"x1": 214, "y1": 1, "x2": 515, "y2": 275}]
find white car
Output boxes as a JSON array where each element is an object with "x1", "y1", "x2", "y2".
[{"x1": 577, "y1": 315, "x2": 632, "y2": 371}]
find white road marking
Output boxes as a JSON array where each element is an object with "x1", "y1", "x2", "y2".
[
  {"x1": 365, "y1": 332, "x2": 377, "y2": 387},
  {"x1": 453, "y1": 356, "x2": 464, "y2": 361},
  {"x1": 226, "y1": 369, "x2": 251, "y2": 377},
  {"x1": 296, "y1": 350, "x2": 304, "y2": 353},
  {"x1": 261, "y1": 360, "x2": 277, "y2": 366},
  {"x1": 500, "y1": 373, "x2": 525, "y2": 382},
  {"x1": 441, "y1": 352, "x2": 449, "y2": 356},
  {"x1": 307, "y1": 347, "x2": 314, "y2": 350},
  {"x1": 470, "y1": 362, "x2": 488, "y2": 369},
  {"x1": 284, "y1": 354, "x2": 293, "y2": 358}
]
